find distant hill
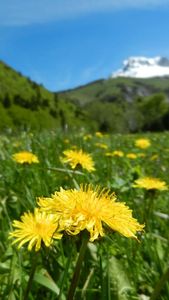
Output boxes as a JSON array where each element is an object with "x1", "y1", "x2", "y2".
[
  {"x1": 0, "y1": 59, "x2": 169, "y2": 132},
  {"x1": 0, "y1": 60, "x2": 53, "y2": 103},
  {"x1": 58, "y1": 76, "x2": 169, "y2": 105},
  {"x1": 58, "y1": 76, "x2": 169, "y2": 132},
  {"x1": 0, "y1": 60, "x2": 87, "y2": 130}
]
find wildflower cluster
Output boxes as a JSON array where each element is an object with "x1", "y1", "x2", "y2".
[
  {"x1": 10, "y1": 185, "x2": 144, "y2": 251},
  {"x1": 5, "y1": 132, "x2": 169, "y2": 299}
]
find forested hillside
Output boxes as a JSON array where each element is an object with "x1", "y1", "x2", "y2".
[
  {"x1": 1, "y1": 60, "x2": 169, "y2": 132},
  {"x1": 59, "y1": 77, "x2": 169, "y2": 132},
  {"x1": 0, "y1": 61, "x2": 87, "y2": 130}
]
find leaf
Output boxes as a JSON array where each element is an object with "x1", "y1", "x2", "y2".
[
  {"x1": 108, "y1": 256, "x2": 137, "y2": 300},
  {"x1": 88, "y1": 242, "x2": 97, "y2": 261},
  {"x1": 0, "y1": 262, "x2": 10, "y2": 273},
  {"x1": 155, "y1": 239, "x2": 165, "y2": 261},
  {"x1": 8, "y1": 291, "x2": 16, "y2": 300},
  {"x1": 34, "y1": 269, "x2": 60, "y2": 296}
]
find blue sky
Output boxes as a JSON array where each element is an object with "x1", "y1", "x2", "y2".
[{"x1": 1, "y1": 0, "x2": 169, "y2": 91}]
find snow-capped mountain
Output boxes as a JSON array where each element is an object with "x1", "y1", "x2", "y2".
[{"x1": 112, "y1": 56, "x2": 169, "y2": 78}]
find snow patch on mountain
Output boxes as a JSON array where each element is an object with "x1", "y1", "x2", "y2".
[{"x1": 112, "y1": 56, "x2": 169, "y2": 78}]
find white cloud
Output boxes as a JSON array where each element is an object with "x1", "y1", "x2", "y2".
[{"x1": 1, "y1": 0, "x2": 169, "y2": 26}]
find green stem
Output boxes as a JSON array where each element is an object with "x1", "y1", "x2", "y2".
[
  {"x1": 144, "y1": 190, "x2": 156, "y2": 226},
  {"x1": 60, "y1": 164, "x2": 80, "y2": 189},
  {"x1": 107, "y1": 252, "x2": 111, "y2": 300},
  {"x1": 2, "y1": 198, "x2": 12, "y2": 230},
  {"x1": 67, "y1": 233, "x2": 89, "y2": 300},
  {"x1": 41, "y1": 167, "x2": 85, "y2": 176},
  {"x1": 150, "y1": 266, "x2": 169, "y2": 300},
  {"x1": 58, "y1": 245, "x2": 73, "y2": 300},
  {"x1": 18, "y1": 251, "x2": 23, "y2": 300},
  {"x1": 81, "y1": 268, "x2": 94, "y2": 298},
  {"x1": 23, "y1": 253, "x2": 38, "y2": 300},
  {"x1": 7, "y1": 252, "x2": 16, "y2": 296}
]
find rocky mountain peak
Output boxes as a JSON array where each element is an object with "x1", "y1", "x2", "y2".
[{"x1": 112, "y1": 56, "x2": 169, "y2": 78}]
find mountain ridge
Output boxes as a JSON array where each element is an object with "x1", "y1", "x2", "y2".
[
  {"x1": 1, "y1": 59, "x2": 169, "y2": 132},
  {"x1": 59, "y1": 76, "x2": 169, "y2": 105}
]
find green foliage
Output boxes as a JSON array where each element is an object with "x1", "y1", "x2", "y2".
[
  {"x1": 0, "y1": 130, "x2": 169, "y2": 299},
  {"x1": 60, "y1": 78, "x2": 169, "y2": 133},
  {"x1": 1, "y1": 60, "x2": 169, "y2": 132},
  {"x1": 86, "y1": 102, "x2": 127, "y2": 133},
  {"x1": 138, "y1": 93, "x2": 169, "y2": 130},
  {"x1": 0, "y1": 103, "x2": 13, "y2": 130},
  {"x1": 59, "y1": 76, "x2": 169, "y2": 106}
]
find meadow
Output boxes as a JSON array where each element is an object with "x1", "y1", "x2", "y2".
[{"x1": 0, "y1": 129, "x2": 169, "y2": 300}]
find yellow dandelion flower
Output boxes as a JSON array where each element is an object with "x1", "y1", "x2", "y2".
[
  {"x1": 105, "y1": 151, "x2": 124, "y2": 157},
  {"x1": 38, "y1": 185, "x2": 144, "y2": 242},
  {"x1": 95, "y1": 143, "x2": 108, "y2": 150},
  {"x1": 95, "y1": 131, "x2": 103, "y2": 138},
  {"x1": 105, "y1": 152, "x2": 114, "y2": 157},
  {"x1": 135, "y1": 138, "x2": 151, "y2": 149},
  {"x1": 126, "y1": 153, "x2": 137, "y2": 159},
  {"x1": 12, "y1": 151, "x2": 39, "y2": 164},
  {"x1": 9, "y1": 208, "x2": 62, "y2": 251},
  {"x1": 83, "y1": 134, "x2": 92, "y2": 141},
  {"x1": 62, "y1": 149, "x2": 95, "y2": 172},
  {"x1": 133, "y1": 177, "x2": 168, "y2": 191},
  {"x1": 112, "y1": 150, "x2": 124, "y2": 157}
]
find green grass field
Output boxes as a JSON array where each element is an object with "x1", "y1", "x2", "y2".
[{"x1": 0, "y1": 130, "x2": 169, "y2": 300}]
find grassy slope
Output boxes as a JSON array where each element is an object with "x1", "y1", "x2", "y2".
[
  {"x1": 1, "y1": 59, "x2": 169, "y2": 131},
  {"x1": 1, "y1": 59, "x2": 169, "y2": 107},
  {"x1": 0, "y1": 61, "x2": 84, "y2": 130},
  {"x1": 59, "y1": 77, "x2": 169, "y2": 105},
  {"x1": 0, "y1": 60, "x2": 54, "y2": 102}
]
